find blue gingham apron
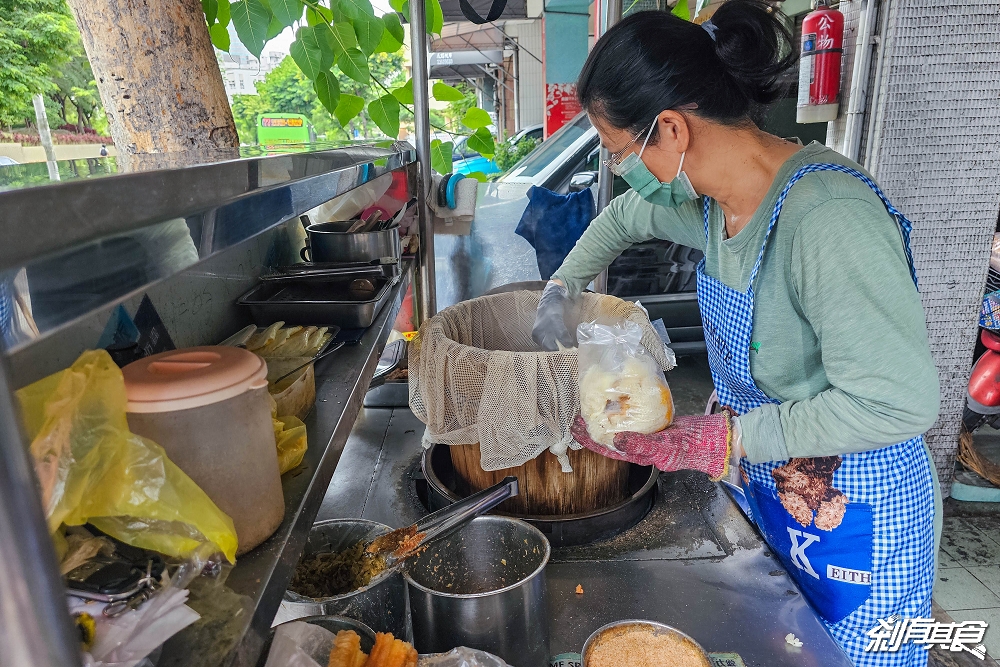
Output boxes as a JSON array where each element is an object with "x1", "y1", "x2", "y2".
[{"x1": 697, "y1": 164, "x2": 936, "y2": 666}]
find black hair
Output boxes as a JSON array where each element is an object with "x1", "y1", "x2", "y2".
[{"x1": 577, "y1": 0, "x2": 796, "y2": 135}]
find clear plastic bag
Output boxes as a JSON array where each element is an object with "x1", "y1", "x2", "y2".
[
  {"x1": 263, "y1": 621, "x2": 335, "y2": 667},
  {"x1": 577, "y1": 320, "x2": 675, "y2": 448},
  {"x1": 17, "y1": 350, "x2": 238, "y2": 562},
  {"x1": 419, "y1": 648, "x2": 512, "y2": 667},
  {"x1": 77, "y1": 547, "x2": 210, "y2": 667}
]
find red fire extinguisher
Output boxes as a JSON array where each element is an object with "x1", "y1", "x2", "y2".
[{"x1": 796, "y1": 0, "x2": 844, "y2": 124}]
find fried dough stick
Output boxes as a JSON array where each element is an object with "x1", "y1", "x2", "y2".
[
  {"x1": 363, "y1": 633, "x2": 417, "y2": 667},
  {"x1": 328, "y1": 630, "x2": 367, "y2": 667}
]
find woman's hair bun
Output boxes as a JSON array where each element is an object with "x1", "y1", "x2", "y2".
[
  {"x1": 577, "y1": 0, "x2": 797, "y2": 132},
  {"x1": 710, "y1": 0, "x2": 797, "y2": 106}
]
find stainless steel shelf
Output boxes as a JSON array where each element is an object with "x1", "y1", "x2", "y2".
[{"x1": 159, "y1": 264, "x2": 412, "y2": 667}]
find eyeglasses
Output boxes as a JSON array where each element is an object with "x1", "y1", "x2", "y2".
[
  {"x1": 603, "y1": 127, "x2": 647, "y2": 176},
  {"x1": 603, "y1": 116, "x2": 659, "y2": 176},
  {"x1": 602, "y1": 107, "x2": 698, "y2": 176}
]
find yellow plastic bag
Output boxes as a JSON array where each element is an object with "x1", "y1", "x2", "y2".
[
  {"x1": 17, "y1": 350, "x2": 238, "y2": 563},
  {"x1": 268, "y1": 393, "x2": 307, "y2": 474}
]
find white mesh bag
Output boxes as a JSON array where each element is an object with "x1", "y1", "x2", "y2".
[{"x1": 409, "y1": 290, "x2": 673, "y2": 471}]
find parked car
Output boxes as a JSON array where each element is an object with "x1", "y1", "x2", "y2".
[
  {"x1": 441, "y1": 113, "x2": 704, "y2": 351},
  {"x1": 452, "y1": 124, "x2": 544, "y2": 177},
  {"x1": 0, "y1": 157, "x2": 19, "y2": 166}
]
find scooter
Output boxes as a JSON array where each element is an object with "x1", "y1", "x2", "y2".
[{"x1": 963, "y1": 329, "x2": 1000, "y2": 432}]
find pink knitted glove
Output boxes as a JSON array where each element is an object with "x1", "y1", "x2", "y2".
[{"x1": 571, "y1": 413, "x2": 732, "y2": 481}]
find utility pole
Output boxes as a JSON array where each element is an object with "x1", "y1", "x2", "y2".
[{"x1": 32, "y1": 95, "x2": 59, "y2": 181}]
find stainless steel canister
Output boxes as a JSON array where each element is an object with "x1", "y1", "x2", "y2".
[
  {"x1": 404, "y1": 516, "x2": 550, "y2": 666},
  {"x1": 302, "y1": 221, "x2": 401, "y2": 264},
  {"x1": 277, "y1": 519, "x2": 410, "y2": 640}
]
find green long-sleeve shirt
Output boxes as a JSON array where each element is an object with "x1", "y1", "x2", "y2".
[{"x1": 553, "y1": 142, "x2": 941, "y2": 466}]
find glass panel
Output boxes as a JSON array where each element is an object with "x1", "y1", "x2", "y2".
[
  {"x1": 503, "y1": 113, "x2": 592, "y2": 179},
  {"x1": 0, "y1": 144, "x2": 415, "y2": 350}
]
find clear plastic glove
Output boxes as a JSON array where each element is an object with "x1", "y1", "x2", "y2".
[
  {"x1": 571, "y1": 412, "x2": 732, "y2": 481},
  {"x1": 531, "y1": 281, "x2": 575, "y2": 351}
]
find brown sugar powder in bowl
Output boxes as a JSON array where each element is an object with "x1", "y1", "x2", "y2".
[{"x1": 584, "y1": 623, "x2": 711, "y2": 667}]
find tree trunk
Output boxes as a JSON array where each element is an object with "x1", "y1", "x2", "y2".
[{"x1": 66, "y1": 0, "x2": 238, "y2": 168}]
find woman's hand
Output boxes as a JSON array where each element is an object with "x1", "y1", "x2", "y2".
[
  {"x1": 570, "y1": 413, "x2": 732, "y2": 480},
  {"x1": 532, "y1": 281, "x2": 575, "y2": 351}
]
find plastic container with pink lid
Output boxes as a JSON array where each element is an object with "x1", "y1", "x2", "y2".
[{"x1": 122, "y1": 346, "x2": 285, "y2": 556}]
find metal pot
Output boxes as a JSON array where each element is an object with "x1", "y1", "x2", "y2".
[
  {"x1": 277, "y1": 519, "x2": 410, "y2": 640},
  {"x1": 581, "y1": 620, "x2": 711, "y2": 667},
  {"x1": 404, "y1": 516, "x2": 550, "y2": 666},
  {"x1": 302, "y1": 221, "x2": 401, "y2": 264}
]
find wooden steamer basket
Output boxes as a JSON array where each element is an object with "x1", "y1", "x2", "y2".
[
  {"x1": 449, "y1": 443, "x2": 631, "y2": 516},
  {"x1": 411, "y1": 286, "x2": 668, "y2": 519}
]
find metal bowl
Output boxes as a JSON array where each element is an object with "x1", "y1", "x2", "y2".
[
  {"x1": 278, "y1": 519, "x2": 409, "y2": 639},
  {"x1": 582, "y1": 620, "x2": 711, "y2": 667},
  {"x1": 256, "y1": 615, "x2": 376, "y2": 667}
]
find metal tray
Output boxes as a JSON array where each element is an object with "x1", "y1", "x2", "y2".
[{"x1": 238, "y1": 276, "x2": 399, "y2": 329}]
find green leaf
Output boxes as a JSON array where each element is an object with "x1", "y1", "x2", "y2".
[
  {"x1": 466, "y1": 171, "x2": 489, "y2": 183},
  {"x1": 462, "y1": 107, "x2": 492, "y2": 130},
  {"x1": 335, "y1": 93, "x2": 366, "y2": 126},
  {"x1": 339, "y1": 0, "x2": 375, "y2": 19},
  {"x1": 337, "y1": 47, "x2": 370, "y2": 84},
  {"x1": 427, "y1": 0, "x2": 443, "y2": 34},
  {"x1": 306, "y1": 5, "x2": 332, "y2": 25},
  {"x1": 671, "y1": 0, "x2": 689, "y2": 21},
  {"x1": 266, "y1": 14, "x2": 284, "y2": 38},
  {"x1": 432, "y1": 81, "x2": 464, "y2": 102},
  {"x1": 375, "y1": 12, "x2": 404, "y2": 52},
  {"x1": 391, "y1": 78, "x2": 413, "y2": 104},
  {"x1": 325, "y1": 22, "x2": 358, "y2": 56},
  {"x1": 203, "y1": 0, "x2": 219, "y2": 25},
  {"x1": 353, "y1": 13, "x2": 384, "y2": 55},
  {"x1": 368, "y1": 94, "x2": 400, "y2": 137},
  {"x1": 430, "y1": 139, "x2": 453, "y2": 175},
  {"x1": 217, "y1": 0, "x2": 231, "y2": 26},
  {"x1": 291, "y1": 25, "x2": 333, "y2": 80},
  {"x1": 466, "y1": 127, "x2": 495, "y2": 157},
  {"x1": 389, "y1": 0, "x2": 405, "y2": 12},
  {"x1": 398, "y1": 0, "x2": 440, "y2": 32},
  {"x1": 314, "y1": 71, "x2": 341, "y2": 113},
  {"x1": 231, "y1": 0, "x2": 271, "y2": 58},
  {"x1": 270, "y1": 0, "x2": 303, "y2": 26},
  {"x1": 330, "y1": 0, "x2": 349, "y2": 23},
  {"x1": 210, "y1": 21, "x2": 232, "y2": 50}
]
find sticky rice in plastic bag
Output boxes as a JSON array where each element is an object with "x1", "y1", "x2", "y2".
[{"x1": 578, "y1": 320, "x2": 674, "y2": 449}]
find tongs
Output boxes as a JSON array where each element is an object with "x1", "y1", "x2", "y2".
[
  {"x1": 365, "y1": 476, "x2": 519, "y2": 568},
  {"x1": 260, "y1": 258, "x2": 398, "y2": 283}
]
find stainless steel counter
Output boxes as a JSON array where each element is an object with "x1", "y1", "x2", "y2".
[
  {"x1": 319, "y1": 407, "x2": 854, "y2": 667},
  {"x1": 159, "y1": 268, "x2": 411, "y2": 667}
]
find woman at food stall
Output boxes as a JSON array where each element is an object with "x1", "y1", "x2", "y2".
[{"x1": 531, "y1": 2, "x2": 941, "y2": 665}]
